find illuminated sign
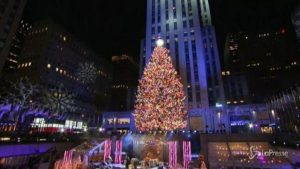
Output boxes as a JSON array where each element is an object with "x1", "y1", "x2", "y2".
[{"x1": 230, "y1": 121, "x2": 249, "y2": 126}]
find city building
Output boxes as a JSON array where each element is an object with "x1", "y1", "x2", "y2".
[
  {"x1": 0, "y1": 0, "x2": 27, "y2": 76},
  {"x1": 110, "y1": 54, "x2": 139, "y2": 111},
  {"x1": 140, "y1": 0, "x2": 225, "y2": 108},
  {"x1": 222, "y1": 34, "x2": 251, "y2": 105},
  {"x1": 13, "y1": 20, "x2": 112, "y2": 123},
  {"x1": 292, "y1": 2, "x2": 300, "y2": 45},
  {"x1": 223, "y1": 30, "x2": 300, "y2": 103},
  {"x1": 2, "y1": 20, "x2": 31, "y2": 74}
]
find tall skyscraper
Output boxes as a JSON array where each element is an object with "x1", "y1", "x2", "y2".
[
  {"x1": 224, "y1": 30, "x2": 300, "y2": 103},
  {"x1": 140, "y1": 0, "x2": 224, "y2": 108},
  {"x1": 0, "y1": 0, "x2": 27, "y2": 76},
  {"x1": 110, "y1": 54, "x2": 139, "y2": 111},
  {"x1": 2, "y1": 20, "x2": 31, "y2": 74}
]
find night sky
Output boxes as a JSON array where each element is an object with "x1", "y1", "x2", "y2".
[{"x1": 23, "y1": 0, "x2": 299, "y2": 61}]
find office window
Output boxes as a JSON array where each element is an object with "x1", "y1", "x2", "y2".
[
  {"x1": 188, "y1": 0, "x2": 192, "y2": 11},
  {"x1": 175, "y1": 34, "x2": 179, "y2": 69},
  {"x1": 188, "y1": 88, "x2": 192, "y2": 101},
  {"x1": 189, "y1": 19, "x2": 194, "y2": 27},
  {"x1": 173, "y1": 0, "x2": 176, "y2": 18},
  {"x1": 183, "y1": 20, "x2": 187, "y2": 28},
  {"x1": 152, "y1": 0, "x2": 155, "y2": 24},
  {"x1": 181, "y1": 0, "x2": 186, "y2": 17}
]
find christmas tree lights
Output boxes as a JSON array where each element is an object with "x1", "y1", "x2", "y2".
[{"x1": 133, "y1": 43, "x2": 187, "y2": 131}]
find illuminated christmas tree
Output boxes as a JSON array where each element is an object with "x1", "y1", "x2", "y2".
[{"x1": 133, "y1": 39, "x2": 187, "y2": 131}]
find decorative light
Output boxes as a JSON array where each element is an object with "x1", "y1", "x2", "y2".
[
  {"x1": 77, "y1": 62, "x2": 98, "y2": 84},
  {"x1": 168, "y1": 141, "x2": 177, "y2": 168},
  {"x1": 114, "y1": 140, "x2": 122, "y2": 164},
  {"x1": 215, "y1": 103, "x2": 223, "y2": 108},
  {"x1": 249, "y1": 123, "x2": 253, "y2": 129},
  {"x1": 183, "y1": 141, "x2": 191, "y2": 168},
  {"x1": 271, "y1": 110, "x2": 275, "y2": 116},
  {"x1": 217, "y1": 112, "x2": 221, "y2": 118},
  {"x1": 104, "y1": 139, "x2": 112, "y2": 162}
]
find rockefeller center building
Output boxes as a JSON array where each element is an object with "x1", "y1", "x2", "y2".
[
  {"x1": 140, "y1": 0, "x2": 225, "y2": 109},
  {"x1": 13, "y1": 20, "x2": 112, "y2": 121}
]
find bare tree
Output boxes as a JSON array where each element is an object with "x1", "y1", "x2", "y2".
[{"x1": 0, "y1": 77, "x2": 40, "y2": 121}]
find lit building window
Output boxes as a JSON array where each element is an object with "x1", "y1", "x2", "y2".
[
  {"x1": 56, "y1": 67, "x2": 59, "y2": 72},
  {"x1": 47, "y1": 64, "x2": 51, "y2": 69},
  {"x1": 63, "y1": 36, "x2": 66, "y2": 41},
  {"x1": 28, "y1": 62, "x2": 32, "y2": 66},
  {"x1": 8, "y1": 58, "x2": 17, "y2": 63},
  {"x1": 25, "y1": 63, "x2": 28, "y2": 67},
  {"x1": 226, "y1": 71, "x2": 230, "y2": 75}
]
